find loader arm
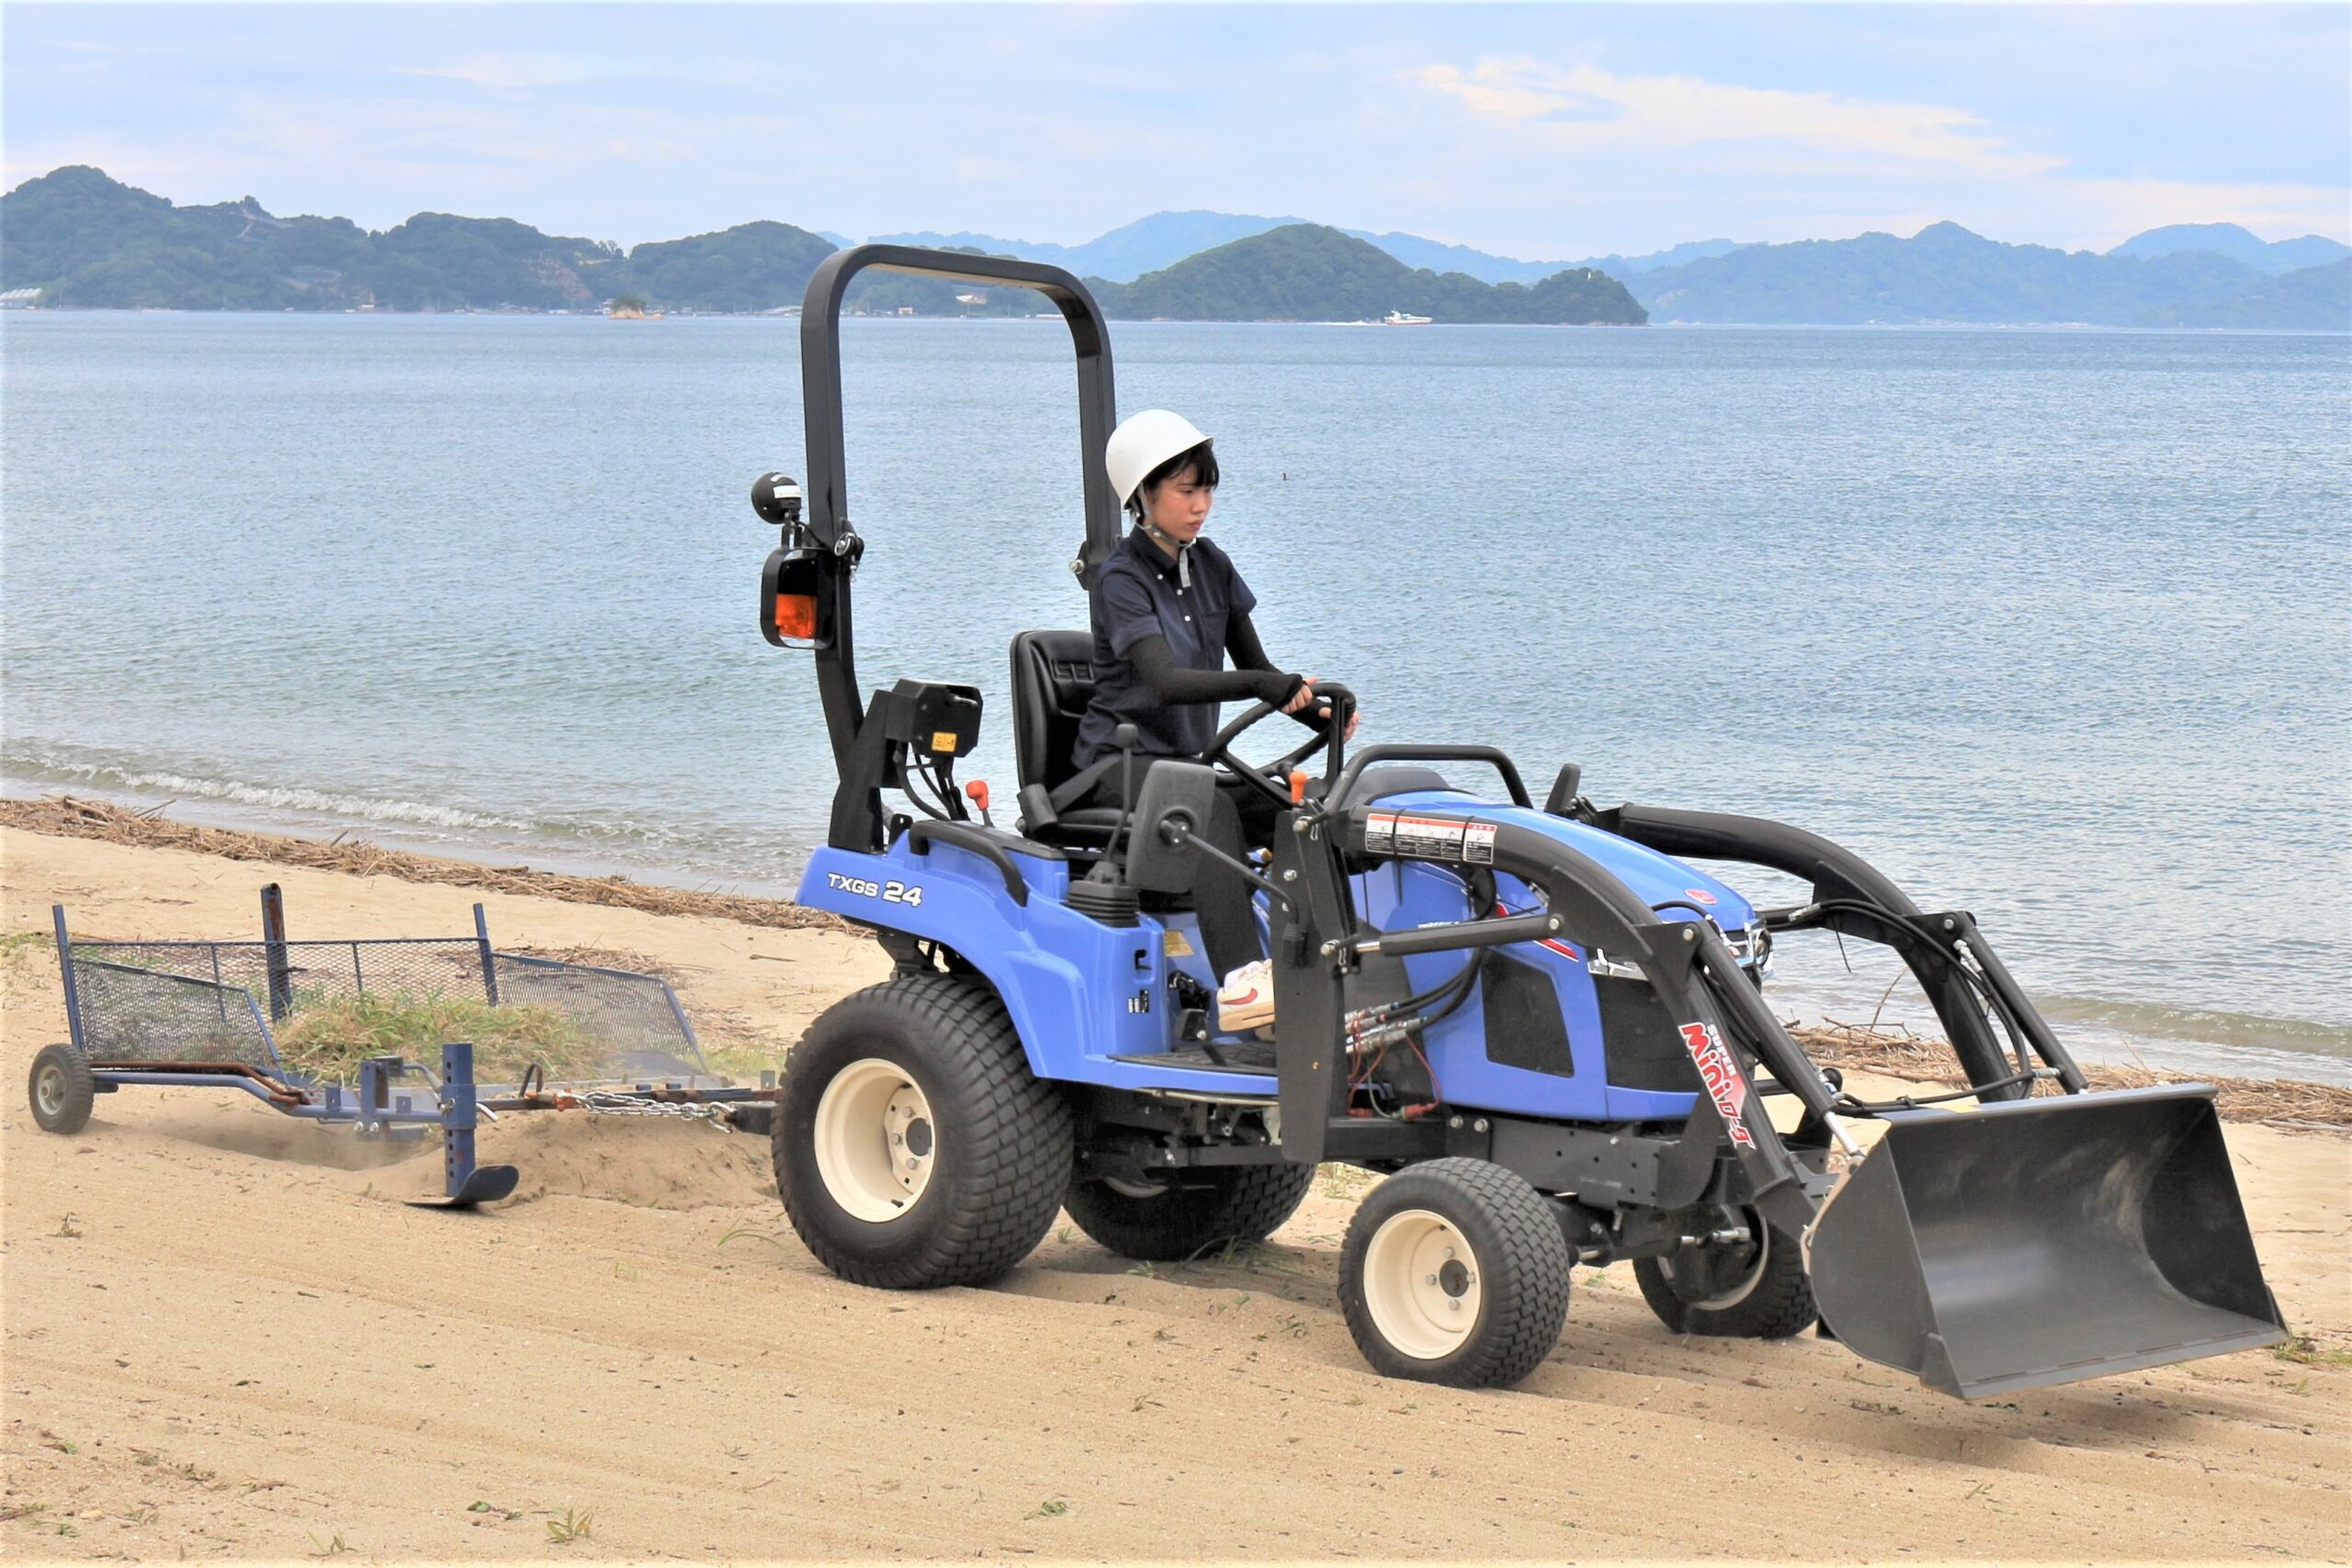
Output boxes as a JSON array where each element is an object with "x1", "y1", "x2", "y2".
[
  {"x1": 1272, "y1": 796, "x2": 1840, "y2": 1236},
  {"x1": 1266, "y1": 788, "x2": 2286, "y2": 1399},
  {"x1": 1596, "y1": 804, "x2": 2084, "y2": 1098}
]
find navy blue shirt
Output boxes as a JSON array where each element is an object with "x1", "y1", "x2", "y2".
[{"x1": 1072, "y1": 528, "x2": 1258, "y2": 767}]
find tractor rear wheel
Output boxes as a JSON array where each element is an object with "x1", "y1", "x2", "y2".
[
  {"x1": 1634, "y1": 1209, "x2": 1817, "y2": 1338},
  {"x1": 775, "y1": 975, "x2": 1070, "y2": 1290},
  {"x1": 1338, "y1": 1157, "x2": 1571, "y2": 1389},
  {"x1": 1064, "y1": 1162, "x2": 1315, "y2": 1262},
  {"x1": 29, "y1": 1043, "x2": 95, "y2": 1135}
]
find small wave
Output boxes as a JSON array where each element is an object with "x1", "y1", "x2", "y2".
[
  {"x1": 3, "y1": 740, "x2": 813, "y2": 894},
  {"x1": 4, "y1": 746, "x2": 537, "y2": 835},
  {"x1": 2032, "y1": 994, "x2": 2352, "y2": 1059}
]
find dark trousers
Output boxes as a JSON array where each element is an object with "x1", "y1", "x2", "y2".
[{"x1": 1084, "y1": 756, "x2": 1283, "y2": 980}]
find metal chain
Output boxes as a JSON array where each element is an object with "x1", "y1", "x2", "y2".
[{"x1": 575, "y1": 1091, "x2": 733, "y2": 1126}]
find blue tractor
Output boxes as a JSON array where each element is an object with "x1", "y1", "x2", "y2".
[{"x1": 754, "y1": 246, "x2": 2286, "y2": 1397}]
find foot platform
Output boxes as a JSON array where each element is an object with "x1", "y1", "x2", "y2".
[{"x1": 1110, "y1": 1039, "x2": 1277, "y2": 1075}]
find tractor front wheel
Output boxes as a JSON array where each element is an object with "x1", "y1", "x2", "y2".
[
  {"x1": 775, "y1": 976, "x2": 1070, "y2": 1290},
  {"x1": 1634, "y1": 1209, "x2": 1817, "y2": 1338},
  {"x1": 1338, "y1": 1157, "x2": 1571, "y2": 1388},
  {"x1": 28, "y1": 1043, "x2": 95, "y2": 1135},
  {"x1": 1064, "y1": 1162, "x2": 1315, "y2": 1262}
]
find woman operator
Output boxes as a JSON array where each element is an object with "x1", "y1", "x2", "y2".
[{"x1": 1069, "y1": 409, "x2": 1359, "y2": 1032}]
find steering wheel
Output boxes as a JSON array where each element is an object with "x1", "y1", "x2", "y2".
[{"x1": 1205, "y1": 682, "x2": 1356, "y2": 808}]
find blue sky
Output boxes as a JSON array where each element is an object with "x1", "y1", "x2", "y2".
[{"x1": 9, "y1": 5, "x2": 2347, "y2": 257}]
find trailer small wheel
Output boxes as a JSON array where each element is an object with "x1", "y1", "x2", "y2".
[
  {"x1": 1634, "y1": 1209, "x2": 1817, "y2": 1339},
  {"x1": 775, "y1": 975, "x2": 1070, "y2": 1290},
  {"x1": 1338, "y1": 1157, "x2": 1571, "y2": 1389},
  {"x1": 28, "y1": 1043, "x2": 95, "y2": 1135},
  {"x1": 1064, "y1": 1161, "x2": 1315, "y2": 1262}
]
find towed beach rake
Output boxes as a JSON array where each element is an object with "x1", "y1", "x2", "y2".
[{"x1": 27, "y1": 885, "x2": 774, "y2": 1206}]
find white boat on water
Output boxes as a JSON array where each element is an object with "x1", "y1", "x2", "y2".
[{"x1": 1382, "y1": 310, "x2": 1433, "y2": 325}]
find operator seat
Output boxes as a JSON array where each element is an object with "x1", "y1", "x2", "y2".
[{"x1": 1009, "y1": 630, "x2": 1125, "y2": 852}]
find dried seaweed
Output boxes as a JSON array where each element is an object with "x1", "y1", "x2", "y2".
[
  {"x1": 3, "y1": 795, "x2": 849, "y2": 932},
  {"x1": 8, "y1": 795, "x2": 2340, "y2": 1133},
  {"x1": 1793, "y1": 1021, "x2": 2349, "y2": 1134},
  {"x1": 276, "y1": 994, "x2": 608, "y2": 1084}
]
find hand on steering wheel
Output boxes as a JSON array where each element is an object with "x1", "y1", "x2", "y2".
[
  {"x1": 1286, "y1": 676, "x2": 1363, "y2": 742},
  {"x1": 1207, "y1": 680, "x2": 1360, "y2": 807}
]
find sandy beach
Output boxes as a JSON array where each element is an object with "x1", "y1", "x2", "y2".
[{"x1": 4, "y1": 817, "x2": 2346, "y2": 1562}]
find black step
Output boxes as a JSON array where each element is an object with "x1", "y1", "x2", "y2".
[{"x1": 1108, "y1": 1040, "x2": 1278, "y2": 1075}]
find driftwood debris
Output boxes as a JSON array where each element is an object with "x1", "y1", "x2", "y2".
[
  {"x1": 6, "y1": 795, "x2": 2340, "y2": 1132},
  {"x1": 1, "y1": 795, "x2": 849, "y2": 933}
]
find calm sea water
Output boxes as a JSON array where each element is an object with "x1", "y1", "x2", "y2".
[{"x1": 6, "y1": 311, "x2": 2347, "y2": 1083}]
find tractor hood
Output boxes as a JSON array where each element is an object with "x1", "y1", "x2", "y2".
[{"x1": 1379, "y1": 791, "x2": 1758, "y2": 932}]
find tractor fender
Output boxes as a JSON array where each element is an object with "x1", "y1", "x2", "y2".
[{"x1": 794, "y1": 840, "x2": 1150, "y2": 1079}]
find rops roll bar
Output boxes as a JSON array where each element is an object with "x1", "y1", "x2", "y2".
[{"x1": 786, "y1": 246, "x2": 1125, "y2": 851}]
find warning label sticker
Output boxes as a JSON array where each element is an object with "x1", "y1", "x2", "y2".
[
  {"x1": 1364, "y1": 811, "x2": 1500, "y2": 864},
  {"x1": 1394, "y1": 814, "x2": 1464, "y2": 860}
]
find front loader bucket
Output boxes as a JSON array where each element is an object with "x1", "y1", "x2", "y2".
[{"x1": 1807, "y1": 1087, "x2": 2286, "y2": 1400}]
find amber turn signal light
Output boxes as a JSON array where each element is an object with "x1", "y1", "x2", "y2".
[{"x1": 774, "y1": 593, "x2": 819, "y2": 641}]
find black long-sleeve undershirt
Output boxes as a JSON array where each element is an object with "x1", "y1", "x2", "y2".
[{"x1": 1125, "y1": 611, "x2": 1320, "y2": 722}]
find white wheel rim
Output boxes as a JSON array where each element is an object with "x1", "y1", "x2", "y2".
[
  {"x1": 1685, "y1": 1220, "x2": 1770, "y2": 1310},
  {"x1": 812, "y1": 1058, "x2": 935, "y2": 1223},
  {"x1": 1362, "y1": 1208, "x2": 1482, "y2": 1360},
  {"x1": 35, "y1": 1066, "x2": 65, "y2": 1118},
  {"x1": 1103, "y1": 1177, "x2": 1170, "y2": 1199}
]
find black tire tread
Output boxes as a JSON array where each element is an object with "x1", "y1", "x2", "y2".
[
  {"x1": 775, "y1": 975, "x2": 1071, "y2": 1290},
  {"x1": 1064, "y1": 1160, "x2": 1316, "y2": 1262},
  {"x1": 1633, "y1": 1221, "x2": 1817, "y2": 1339},
  {"x1": 1339, "y1": 1156, "x2": 1571, "y2": 1389},
  {"x1": 28, "y1": 1043, "x2": 95, "y2": 1135}
]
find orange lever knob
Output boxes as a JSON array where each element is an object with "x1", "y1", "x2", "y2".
[
  {"x1": 965, "y1": 780, "x2": 991, "y2": 813},
  {"x1": 1288, "y1": 769, "x2": 1308, "y2": 806}
]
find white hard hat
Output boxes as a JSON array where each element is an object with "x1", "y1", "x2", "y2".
[{"x1": 1105, "y1": 409, "x2": 1213, "y2": 508}]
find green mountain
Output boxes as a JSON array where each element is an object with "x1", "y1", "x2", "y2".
[
  {"x1": 2, "y1": 165, "x2": 627, "y2": 310},
  {"x1": 1089, "y1": 224, "x2": 1645, "y2": 324},
  {"x1": 0, "y1": 166, "x2": 838, "y2": 313},
  {"x1": 624, "y1": 220, "x2": 837, "y2": 313},
  {"x1": 2108, "y1": 222, "x2": 2350, "y2": 276},
  {"x1": 1344, "y1": 231, "x2": 1744, "y2": 286},
  {"x1": 1630, "y1": 221, "x2": 2329, "y2": 327},
  {"x1": 2140, "y1": 258, "x2": 2352, "y2": 330},
  {"x1": 2, "y1": 164, "x2": 375, "y2": 309},
  {"x1": 876, "y1": 210, "x2": 1740, "y2": 287},
  {"x1": 9, "y1": 168, "x2": 2342, "y2": 330},
  {"x1": 875, "y1": 210, "x2": 1309, "y2": 284},
  {"x1": 365, "y1": 212, "x2": 622, "y2": 311}
]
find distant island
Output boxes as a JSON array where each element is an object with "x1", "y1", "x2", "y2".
[
  {"x1": 4, "y1": 166, "x2": 2346, "y2": 330},
  {"x1": 1091, "y1": 225, "x2": 1643, "y2": 324}
]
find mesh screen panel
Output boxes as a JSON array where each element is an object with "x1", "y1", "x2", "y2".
[
  {"x1": 63, "y1": 938, "x2": 706, "y2": 1088},
  {"x1": 488, "y1": 955, "x2": 707, "y2": 1084},
  {"x1": 70, "y1": 958, "x2": 277, "y2": 1068}
]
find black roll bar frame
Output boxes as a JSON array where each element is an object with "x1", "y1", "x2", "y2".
[{"x1": 792, "y1": 246, "x2": 1125, "y2": 851}]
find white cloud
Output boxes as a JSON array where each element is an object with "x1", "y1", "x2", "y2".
[
  {"x1": 1418, "y1": 58, "x2": 2062, "y2": 177},
  {"x1": 400, "y1": 52, "x2": 616, "y2": 96},
  {"x1": 2052, "y1": 175, "x2": 2352, "y2": 250}
]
